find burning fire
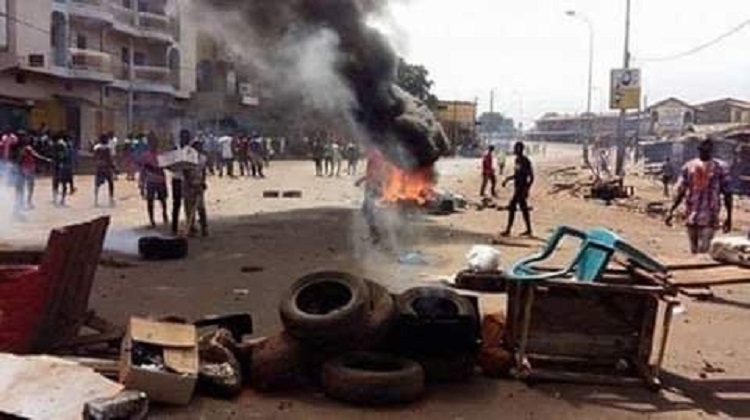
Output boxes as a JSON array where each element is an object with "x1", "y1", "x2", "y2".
[{"x1": 380, "y1": 164, "x2": 436, "y2": 205}]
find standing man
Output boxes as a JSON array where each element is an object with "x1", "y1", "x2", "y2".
[
  {"x1": 52, "y1": 135, "x2": 74, "y2": 206},
  {"x1": 312, "y1": 138, "x2": 324, "y2": 176},
  {"x1": 15, "y1": 133, "x2": 52, "y2": 211},
  {"x1": 666, "y1": 139, "x2": 732, "y2": 254},
  {"x1": 184, "y1": 140, "x2": 209, "y2": 237},
  {"x1": 219, "y1": 134, "x2": 234, "y2": 178},
  {"x1": 501, "y1": 142, "x2": 534, "y2": 237},
  {"x1": 170, "y1": 130, "x2": 191, "y2": 235},
  {"x1": 660, "y1": 157, "x2": 677, "y2": 198},
  {"x1": 142, "y1": 134, "x2": 169, "y2": 228},
  {"x1": 93, "y1": 135, "x2": 116, "y2": 207},
  {"x1": 480, "y1": 145, "x2": 497, "y2": 198},
  {"x1": 346, "y1": 142, "x2": 360, "y2": 176}
]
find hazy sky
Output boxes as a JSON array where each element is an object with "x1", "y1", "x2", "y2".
[{"x1": 387, "y1": 0, "x2": 750, "y2": 125}]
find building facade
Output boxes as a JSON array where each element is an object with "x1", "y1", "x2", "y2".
[
  {"x1": 528, "y1": 112, "x2": 649, "y2": 146},
  {"x1": 647, "y1": 97, "x2": 696, "y2": 138},
  {"x1": 0, "y1": 0, "x2": 195, "y2": 148},
  {"x1": 696, "y1": 98, "x2": 750, "y2": 125},
  {"x1": 437, "y1": 100, "x2": 477, "y2": 148}
]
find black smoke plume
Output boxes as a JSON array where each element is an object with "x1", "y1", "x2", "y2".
[{"x1": 191, "y1": 0, "x2": 450, "y2": 169}]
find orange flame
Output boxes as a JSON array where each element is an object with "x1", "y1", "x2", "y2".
[{"x1": 380, "y1": 163, "x2": 436, "y2": 205}]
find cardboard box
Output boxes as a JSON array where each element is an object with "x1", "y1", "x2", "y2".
[
  {"x1": 158, "y1": 148, "x2": 199, "y2": 171},
  {"x1": 119, "y1": 318, "x2": 198, "y2": 405}
]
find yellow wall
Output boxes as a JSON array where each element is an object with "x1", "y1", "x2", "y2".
[
  {"x1": 437, "y1": 101, "x2": 477, "y2": 125},
  {"x1": 30, "y1": 100, "x2": 66, "y2": 132}
]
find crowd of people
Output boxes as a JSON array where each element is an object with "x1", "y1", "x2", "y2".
[
  {"x1": 310, "y1": 138, "x2": 361, "y2": 177},
  {"x1": 0, "y1": 128, "x2": 282, "y2": 237}
]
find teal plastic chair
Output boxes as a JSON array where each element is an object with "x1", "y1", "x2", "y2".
[
  {"x1": 508, "y1": 226, "x2": 616, "y2": 282},
  {"x1": 586, "y1": 228, "x2": 667, "y2": 274}
]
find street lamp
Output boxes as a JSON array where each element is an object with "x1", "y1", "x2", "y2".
[{"x1": 565, "y1": 10, "x2": 594, "y2": 167}]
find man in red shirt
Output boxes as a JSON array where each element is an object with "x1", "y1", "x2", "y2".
[
  {"x1": 14, "y1": 133, "x2": 52, "y2": 212},
  {"x1": 480, "y1": 145, "x2": 497, "y2": 198},
  {"x1": 355, "y1": 148, "x2": 385, "y2": 242}
]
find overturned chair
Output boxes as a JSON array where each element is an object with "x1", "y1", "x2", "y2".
[{"x1": 504, "y1": 225, "x2": 678, "y2": 389}]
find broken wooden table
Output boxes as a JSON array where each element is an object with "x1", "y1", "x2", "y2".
[{"x1": 504, "y1": 265, "x2": 679, "y2": 390}]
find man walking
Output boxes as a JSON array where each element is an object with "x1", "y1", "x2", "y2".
[
  {"x1": 666, "y1": 139, "x2": 732, "y2": 254},
  {"x1": 93, "y1": 135, "x2": 116, "y2": 207},
  {"x1": 501, "y1": 142, "x2": 534, "y2": 237},
  {"x1": 480, "y1": 145, "x2": 497, "y2": 198}
]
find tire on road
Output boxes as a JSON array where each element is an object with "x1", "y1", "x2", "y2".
[
  {"x1": 250, "y1": 332, "x2": 307, "y2": 392},
  {"x1": 280, "y1": 271, "x2": 371, "y2": 340},
  {"x1": 397, "y1": 287, "x2": 476, "y2": 320},
  {"x1": 356, "y1": 280, "x2": 397, "y2": 350},
  {"x1": 322, "y1": 352, "x2": 425, "y2": 405},
  {"x1": 138, "y1": 236, "x2": 188, "y2": 261}
]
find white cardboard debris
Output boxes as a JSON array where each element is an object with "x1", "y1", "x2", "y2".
[
  {"x1": 466, "y1": 245, "x2": 502, "y2": 272},
  {"x1": 0, "y1": 353, "x2": 123, "y2": 420},
  {"x1": 710, "y1": 236, "x2": 750, "y2": 267}
]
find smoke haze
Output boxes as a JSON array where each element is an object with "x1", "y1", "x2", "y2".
[{"x1": 188, "y1": 0, "x2": 449, "y2": 169}]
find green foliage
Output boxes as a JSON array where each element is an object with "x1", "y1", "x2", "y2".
[{"x1": 396, "y1": 58, "x2": 439, "y2": 110}]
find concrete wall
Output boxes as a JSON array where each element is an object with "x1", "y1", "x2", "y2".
[
  {"x1": 177, "y1": 0, "x2": 196, "y2": 96},
  {"x1": 15, "y1": 0, "x2": 51, "y2": 65}
]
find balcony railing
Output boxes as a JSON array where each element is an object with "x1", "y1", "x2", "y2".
[
  {"x1": 110, "y1": 3, "x2": 136, "y2": 28},
  {"x1": 133, "y1": 65, "x2": 171, "y2": 84},
  {"x1": 68, "y1": 47, "x2": 112, "y2": 74}
]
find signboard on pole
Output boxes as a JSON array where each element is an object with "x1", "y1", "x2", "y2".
[{"x1": 610, "y1": 68, "x2": 641, "y2": 110}]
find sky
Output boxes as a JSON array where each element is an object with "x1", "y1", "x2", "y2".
[{"x1": 385, "y1": 0, "x2": 750, "y2": 126}]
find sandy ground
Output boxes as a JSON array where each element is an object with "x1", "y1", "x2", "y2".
[{"x1": 2, "y1": 144, "x2": 749, "y2": 419}]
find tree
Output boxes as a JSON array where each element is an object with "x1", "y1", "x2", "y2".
[{"x1": 396, "y1": 58, "x2": 439, "y2": 110}]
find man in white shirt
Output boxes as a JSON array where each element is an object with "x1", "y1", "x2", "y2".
[{"x1": 219, "y1": 135, "x2": 234, "y2": 177}]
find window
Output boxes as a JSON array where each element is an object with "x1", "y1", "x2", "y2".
[
  {"x1": 76, "y1": 33, "x2": 87, "y2": 50},
  {"x1": 0, "y1": 0, "x2": 8, "y2": 50},
  {"x1": 122, "y1": 0, "x2": 132, "y2": 9},
  {"x1": 133, "y1": 52, "x2": 145, "y2": 66},
  {"x1": 121, "y1": 47, "x2": 130, "y2": 64}
]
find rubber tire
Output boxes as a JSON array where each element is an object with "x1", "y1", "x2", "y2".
[
  {"x1": 138, "y1": 236, "x2": 188, "y2": 261},
  {"x1": 250, "y1": 333, "x2": 307, "y2": 392},
  {"x1": 322, "y1": 352, "x2": 425, "y2": 405},
  {"x1": 356, "y1": 281, "x2": 397, "y2": 350},
  {"x1": 280, "y1": 271, "x2": 371, "y2": 341},
  {"x1": 397, "y1": 287, "x2": 476, "y2": 320}
]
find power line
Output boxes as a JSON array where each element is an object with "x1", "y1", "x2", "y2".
[{"x1": 636, "y1": 18, "x2": 750, "y2": 63}]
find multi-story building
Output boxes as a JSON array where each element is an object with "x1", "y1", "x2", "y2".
[
  {"x1": 0, "y1": 0, "x2": 195, "y2": 148},
  {"x1": 696, "y1": 98, "x2": 750, "y2": 125}
]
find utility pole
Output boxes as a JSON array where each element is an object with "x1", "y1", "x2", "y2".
[{"x1": 615, "y1": 0, "x2": 632, "y2": 176}]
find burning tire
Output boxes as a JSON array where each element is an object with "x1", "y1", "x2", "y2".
[
  {"x1": 138, "y1": 236, "x2": 188, "y2": 261},
  {"x1": 322, "y1": 352, "x2": 425, "y2": 405},
  {"x1": 356, "y1": 280, "x2": 397, "y2": 350},
  {"x1": 280, "y1": 271, "x2": 371, "y2": 341}
]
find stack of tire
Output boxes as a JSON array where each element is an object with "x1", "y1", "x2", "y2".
[{"x1": 250, "y1": 271, "x2": 480, "y2": 406}]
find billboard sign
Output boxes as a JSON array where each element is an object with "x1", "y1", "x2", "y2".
[{"x1": 610, "y1": 68, "x2": 642, "y2": 110}]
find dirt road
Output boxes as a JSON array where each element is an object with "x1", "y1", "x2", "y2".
[{"x1": 3, "y1": 144, "x2": 748, "y2": 419}]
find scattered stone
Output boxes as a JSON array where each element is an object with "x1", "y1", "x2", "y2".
[{"x1": 240, "y1": 266, "x2": 264, "y2": 274}]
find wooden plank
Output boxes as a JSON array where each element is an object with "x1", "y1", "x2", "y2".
[
  {"x1": 0, "y1": 250, "x2": 44, "y2": 265},
  {"x1": 668, "y1": 264, "x2": 750, "y2": 287}
]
